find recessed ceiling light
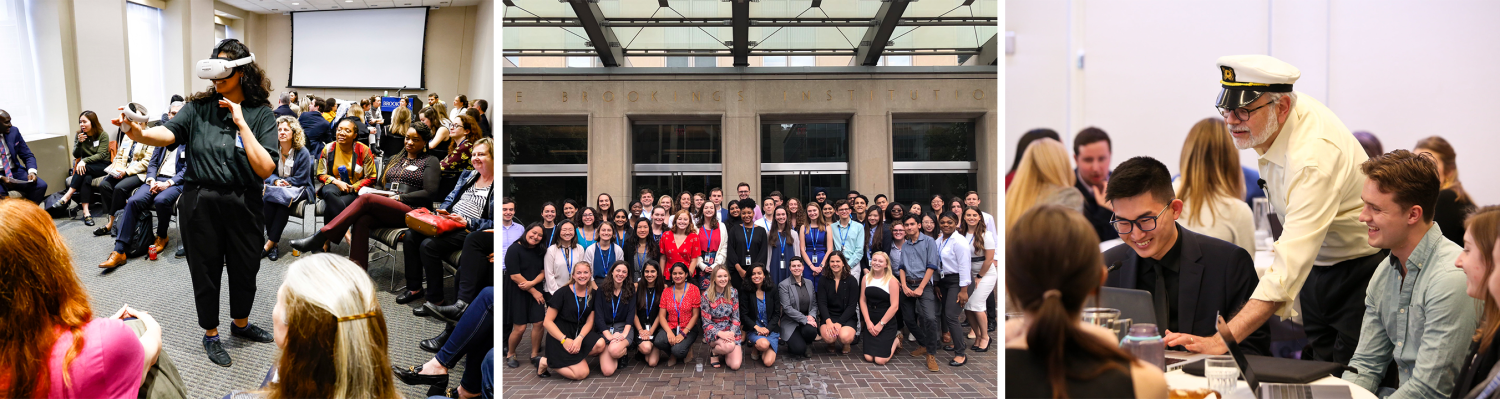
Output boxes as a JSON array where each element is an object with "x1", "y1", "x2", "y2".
[{"x1": 291, "y1": 2, "x2": 297, "y2": 4}]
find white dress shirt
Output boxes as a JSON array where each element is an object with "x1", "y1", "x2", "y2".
[
  {"x1": 1253, "y1": 93, "x2": 1379, "y2": 318},
  {"x1": 936, "y1": 232, "x2": 973, "y2": 288}
]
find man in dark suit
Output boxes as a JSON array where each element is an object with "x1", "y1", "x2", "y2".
[
  {"x1": 0, "y1": 110, "x2": 47, "y2": 203},
  {"x1": 1102, "y1": 156, "x2": 1270, "y2": 356},
  {"x1": 273, "y1": 92, "x2": 296, "y2": 119},
  {"x1": 298, "y1": 99, "x2": 332, "y2": 159},
  {"x1": 1073, "y1": 127, "x2": 1118, "y2": 241}
]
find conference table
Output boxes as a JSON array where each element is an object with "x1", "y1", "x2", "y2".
[{"x1": 1164, "y1": 369, "x2": 1377, "y2": 399}]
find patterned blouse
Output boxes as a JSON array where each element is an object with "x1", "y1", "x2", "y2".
[
  {"x1": 700, "y1": 288, "x2": 742, "y2": 344},
  {"x1": 383, "y1": 156, "x2": 428, "y2": 190},
  {"x1": 439, "y1": 137, "x2": 473, "y2": 172}
]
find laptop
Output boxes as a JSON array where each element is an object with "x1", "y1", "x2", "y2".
[
  {"x1": 1217, "y1": 317, "x2": 1352, "y2": 399},
  {"x1": 1099, "y1": 287, "x2": 1156, "y2": 326}
]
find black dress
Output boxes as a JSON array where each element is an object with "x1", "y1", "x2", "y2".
[
  {"x1": 860, "y1": 275, "x2": 897, "y2": 358},
  {"x1": 545, "y1": 286, "x2": 602, "y2": 368},
  {"x1": 504, "y1": 242, "x2": 547, "y2": 325},
  {"x1": 635, "y1": 285, "x2": 663, "y2": 345},
  {"x1": 1433, "y1": 188, "x2": 1476, "y2": 247},
  {"x1": 1006, "y1": 348, "x2": 1136, "y2": 398}
]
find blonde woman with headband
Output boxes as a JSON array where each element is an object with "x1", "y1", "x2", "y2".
[
  {"x1": 1004, "y1": 138, "x2": 1083, "y2": 230},
  {"x1": 228, "y1": 253, "x2": 400, "y2": 399}
]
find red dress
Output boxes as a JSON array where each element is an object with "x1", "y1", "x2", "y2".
[{"x1": 660, "y1": 230, "x2": 702, "y2": 277}]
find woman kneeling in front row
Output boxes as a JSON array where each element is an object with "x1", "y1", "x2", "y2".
[
  {"x1": 540, "y1": 261, "x2": 604, "y2": 380},
  {"x1": 741, "y1": 263, "x2": 781, "y2": 367},
  {"x1": 701, "y1": 267, "x2": 744, "y2": 370},
  {"x1": 593, "y1": 260, "x2": 636, "y2": 376}
]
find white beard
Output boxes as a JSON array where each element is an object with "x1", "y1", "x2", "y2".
[{"x1": 1231, "y1": 105, "x2": 1280, "y2": 150}]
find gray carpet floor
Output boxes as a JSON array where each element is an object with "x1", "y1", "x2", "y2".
[{"x1": 58, "y1": 212, "x2": 464, "y2": 399}]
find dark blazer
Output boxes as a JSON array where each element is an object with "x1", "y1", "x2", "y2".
[
  {"x1": 273, "y1": 105, "x2": 296, "y2": 119},
  {"x1": 298, "y1": 111, "x2": 333, "y2": 145},
  {"x1": 739, "y1": 285, "x2": 781, "y2": 336},
  {"x1": 145, "y1": 144, "x2": 189, "y2": 185},
  {"x1": 1, "y1": 127, "x2": 38, "y2": 180},
  {"x1": 817, "y1": 274, "x2": 860, "y2": 327},
  {"x1": 1103, "y1": 224, "x2": 1271, "y2": 356},
  {"x1": 1455, "y1": 335, "x2": 1500, "y2": 399},
  {"x1": 263, "y1": 147, "x2": 315, "y2": 203},
  {"x1": 1075, "y1": 170, "x2": 1119, "y2": 242}
]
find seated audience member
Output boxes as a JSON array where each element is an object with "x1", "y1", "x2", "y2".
[
  {"x1": 1073, "y1": 127, "x2": 1118, "y2": 241},
  {"x1": 1005, "y1": 138, "x2": 1083, "y2": 230},
  {"x1": 94, "y1": 113, "x2": 156, "y2": 236},
  {"x1": 297, "y1": 98, "x2": 332, "y2": 159},
  {"x1": 1341, "y1": 150, "x2": 1477, "y2": 397},
  {"x1": 422, "y1": 106, "x2": 452, "y2": 161},
  {"x1": 779, "y1": 257, "x2": 821, "y2": 358},
  {"x1": 273, "y1": 92, "x2": 296, "y2": 119},
  {"x1": 1415, "y1": 136, "x2": 1476, "y2": 247},
  {"x1": 148, "y1": 101, "x2": 182, "y2": 129},
  {"x1": 592, "y1": 261, "x2": 637, "y2": 376},
  {"x1": 861, "y1": 251, "x2": 902, "y2": 365},
  {"x1": 321, "y1": 97, "x2": 337, "y2": 123},
  {"x1": 539, "y1": 261, "x2": 603, "y2": 380},
  {"x1": 1006, "y1": 204, "x2": 1168, "y2": 398},
  {"x1": 741, "y1": 264, "x2": 781, "y2": 367},
  {"x1": 260, "y1": 116, "x2": 314, "y2": 261},
  {"x1": 1453, "y1": 206, "x2": 1500, "y2": 399},
  {"x1": 655, "y1": 262, "x2": 702, "y2": 367},
  {"x1": 701, "y1": 267, "x2": 744, "y2": 370},
  {"x1": 585, "y1": 222, "x2": 625, "y2": 282},
  {"x1": 0, "y1": 199, "x2": 171, "y2": 398},
  {"x1": 818, "y1": 252, "x2": 860, "y2": 354},
  {"x1": 0, "y1": 110, "x2": 49, "y2": 203},
  {"x1": 1103, "y1": 156, "x2": 1270, "y2": 356},
  {"x1": 503, "y1": 223, "x2": 548, "y2": 369},
  {"x1": 396, "y1": 286, "x2": 496, "y2": 398},
  {"x1": 437, "y1": 114, "x2": 481, "y2": 198},
  {"x1": 405, "y1": 139, "x2": 494, "y2": 319},
  {"x1": 50, "y1": 111, "x2": 112, "y2": 225},
  {"x1": 1005, "y1": 128, "x2": 1060, "y2": 189},
  {"x1": 634, "y1": 260, "x2": 667, "y2": 367},
  {"x1": 450, "y1": 95, "x2": 469, "y2": 119},
  {"x1": 381, "y1": 106, "x2": 415, "y2": 160},
  {"x1": 98, "y1": 133, "x2": 187, "y2": 269},
  {"x1": 315, "y1": 117, "x2": 376, "y2": 228},
  {"x1": 421, "y1": 228, "x2": 496, "y2": 351},
  {"x1": 227, "y1": 254, "x2": 400, "y2": 399},
  {"x1": 1176, "y1": 117, "x2": 1257, "y2": 254},
  {"x1": 473, "y1": 99, "x2": 491, "y2": 137},
  {"x1": 290, "y1": 122, "x2": 441, "y2": 268},
  {"x1": 1354, "y1": 130, "x2": 1384, "y2": 160}
]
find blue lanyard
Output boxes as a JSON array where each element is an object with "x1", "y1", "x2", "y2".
[
  {"x1": 703, "y1": 228, "x2": 717, "y2": 254},
  {"x1": 757, "y1": 295, "x2": 767, "y2": 327},
  {"x1": 743, "y1": 226, "x2": 754, "y2": 255},
  {"x1": 645, "y1": 290, "x2": 657, "y2": 317},
  {"x1": 673, "y1": 286, "x2": 688, "y2": 333},
  {"x1": 610, "y1": 294, "x2": 622, "y2": 323},
  {"x1": 546, "y1": 225, "x2": 557, "y2": 247},
  {"x1": 778, "y1": 235, "x2": 787, "y2": 258},
  {"x1": 571, "y1": 286, "x2": 589, "y2": 329},
  {"x1": 835, "y1": 223, "x2": 849, "y2": 250},
  {"x1": 599, "y1": 246, "x2": 615, "y2": 269}
]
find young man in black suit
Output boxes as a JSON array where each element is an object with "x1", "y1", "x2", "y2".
[{"x1": 1102, "y1": 156, "x2": 1270, "y2": 356}]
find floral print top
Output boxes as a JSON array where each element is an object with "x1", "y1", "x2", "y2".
[
  {"x1": 439, "y1": 137, "x2": 473, "y2": 172},
  {"x1": 700, "y1": 288, "x2": 742, "y2": 344}
]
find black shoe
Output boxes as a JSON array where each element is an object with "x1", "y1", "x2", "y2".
[
  {"x1": 949, "y1": 357, "x2": 968, "y2": 367},
  {"x1": 93, "y1": 226, "x2": 110, "y2": 236},
  {"x1": 289, "y1": 230, "x2": 332, "y2": 253},
  {"x1": 413, "y1": 303, "x2": 438, "y2": 318},
  {"x1": 266, "y1": 247, "x2": 280, "y2": 261},
  {"x1": 82, "y1": 215, "x2": 94, "y2": 226},
  {"x1": 506, "y1": 357, "x2": 520, "y2": 368},
  {"x1": 395, "y1": 289, "x2": 425, "y2": 305},
  {"x1": 420, "y1": 324, "x2": 454, "y2": 353},
  {"x1": 231, "y1": 323, "x2": 274, "y2": 343},
  {"x1": 393, "y1": 365, "x2": 448, "y2": 386},
  {"x1": 175, "y1": 245, "x2": 186, "y2": 259},
  {"x1": 427, "y1": 300, "x2": 467, "y2": 324},
  {"x1": 204, "y1": 335, "x2": 232, "y2": 367}
]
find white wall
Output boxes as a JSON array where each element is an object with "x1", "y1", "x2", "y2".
[{"x1": 1007, "y1": 0, "x2": 1500, "y2": 205}]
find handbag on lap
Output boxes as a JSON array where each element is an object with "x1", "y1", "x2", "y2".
[{"x1": 405, "y1": 208, "x2": 465, "y2": 236}]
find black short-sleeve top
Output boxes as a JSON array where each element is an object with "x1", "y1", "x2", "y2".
[{"x1": 162, "y1": 98, "x2": 280, "y2": 190}]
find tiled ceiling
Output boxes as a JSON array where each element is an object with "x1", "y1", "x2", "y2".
[{"x1": 217, "y1": 0, "x2": 483, "y2": 14}]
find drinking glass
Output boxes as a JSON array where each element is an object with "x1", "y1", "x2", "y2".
[{"x1": 1205, "y1": 355, "x2": 1239, "y2": 395}]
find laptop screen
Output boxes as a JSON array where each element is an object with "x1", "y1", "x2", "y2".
[{"x1": 1219, "y1": 323, "x2": 1260, "y2": 396}]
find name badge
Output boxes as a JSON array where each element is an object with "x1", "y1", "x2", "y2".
[
  {"x1": 405, "y1": 165, "x2": 419, "y2": 171},
  {"x1": 780, "y1": 260, "x2": 787, "y2": 270},
  {"x1": 234, "y1": 135, "x2": 244, "y2": 149},
  {"x1": 744, "y1": 256, "x2": 752, "y2": 267}
]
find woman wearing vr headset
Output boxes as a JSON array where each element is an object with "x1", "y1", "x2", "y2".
[{"x1": 113, "y1": 38, "x2": 280, "y2": 367}]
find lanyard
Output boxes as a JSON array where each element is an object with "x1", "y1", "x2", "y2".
[
  {"x1": 599, "y1": 246, "x2": 614, "y2": 269},
  {"x1": 742, "y1": 226, "x2": 755, "y2": 255},
  {"x1": 546, "y1": 225, "x2": 557, "y2": 247},
  {"x1": 703, "y1": 228, "x2": 717, "y2": 253},
  {"x1": 835, "y1": 223, "x2": 849, "y2": 251},
  {"x1": 673, "y1": 286, "x2": 688, "y2": 333},
  {"x1": 757, "y1": 295, "x2": 767, "y2": 327},
  {"x1": 646, "y1": 290, "x2": 657, "y2": 318},
  {"x1": 778, "y1": 235, "x2": 787, "y2": 258},
  {"x1": 610, "y1": 294, "x2": 622, "y2": 323},
  {"x1": 571, "y1": 285, "x2": 589, "y2": 331}
]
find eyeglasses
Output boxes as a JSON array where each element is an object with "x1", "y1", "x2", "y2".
[
  {"x1": 1110, "y1": 203, "x2": 1172, "y2": 234},
  {"x1": 1217, "y1": 100, "x2": 1275, "y2": 121}
]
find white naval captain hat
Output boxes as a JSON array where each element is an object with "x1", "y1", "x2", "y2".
[{"x1": 1215, "y1": 55, "x2": 1301, "y2": 110}]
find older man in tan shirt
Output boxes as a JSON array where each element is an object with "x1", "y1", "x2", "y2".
[{"x1": 1165, "y1": 55, "x2": 1384, "y2": 372}]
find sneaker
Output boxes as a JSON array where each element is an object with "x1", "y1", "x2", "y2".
[
  {"x1": 230, "y1": 323, "x2": 274, "y2": 343},
  {"x1": 204, "y1": 335, "x2": 232, "y2": 367},
  {"x1": 175, "y1": 245, "x2": 186, "y2": 259},
  {"x1": 907, "y1": 333, "x2": 917, "y2": 342}
]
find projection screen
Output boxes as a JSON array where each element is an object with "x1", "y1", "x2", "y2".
[{"x1": 289, "y1": 7, "x2": 427, "y2": 89}]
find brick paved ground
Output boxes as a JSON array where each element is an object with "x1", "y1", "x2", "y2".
[{"x1": 500, "y1": 332, "x2": 997, "y2": 398}]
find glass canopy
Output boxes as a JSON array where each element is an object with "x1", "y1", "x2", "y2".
[{"x1": 502, "y1": 0, "x2": 998, "y2": 65}]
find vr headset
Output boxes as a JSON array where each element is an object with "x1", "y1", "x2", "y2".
[{"x1": 195, "y1": 39, "x2": 254, "y2": 80}]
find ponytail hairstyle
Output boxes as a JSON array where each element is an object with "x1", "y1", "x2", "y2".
[{"x1": 1007, "y1": 205, "x2": 1132, "y2": 399}]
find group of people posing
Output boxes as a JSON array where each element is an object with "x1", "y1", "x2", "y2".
[{"x1": 498, "y1": 185, "x2": 999, "y2": 380}]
